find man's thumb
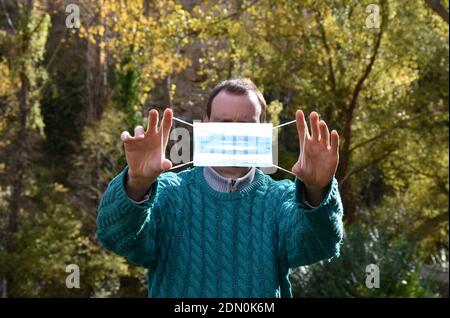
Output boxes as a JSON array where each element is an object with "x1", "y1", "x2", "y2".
[
  {"x1": 162, "y1": 159, "x2": 173, "y2": 171},
  {"x1": 292, "y1": 162, "x2": 303, "y2": 178}
]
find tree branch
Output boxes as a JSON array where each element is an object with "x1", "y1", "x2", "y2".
[
  {"x1": 425, "y1": 0, "x2": 449, "y2": 24},
  {"x1": 340, "y1": 147, "x2": 395, "y2": 184},
  {"x1": 0, "y1": 0, "x2": 16, "y2": 33},
  {"x1": 186, "y1": 0, "x2": 261, "y2": 37},
  {"x1": 315, "y1": 10, "x2": 336, "y2": 94},
  {"x1": 400, "y1": 160, "x2": 449, "y2": 195},
  {"x1": 219, "y1": 0, "x2": 261, "y2": 21},
  {"x1": 348, "y1": 3, "x2": 385, "y2": 114},
  {"x1": 350, "y1": 106, "x2": 448, "y2": 153},
  {"x1": 410, "y1": 211, "x2": 449, "y2": 242},
  {"x1": 338, "y1": 1, "x2": 386, "y2": 182}
]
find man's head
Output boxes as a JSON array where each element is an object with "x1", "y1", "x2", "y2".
[
  {"x1": 203, "y1": 78, "x2": 266, "y2": 123},
  {"x1": 202, "y1": 78, "x2": 268, "y2": 178}
]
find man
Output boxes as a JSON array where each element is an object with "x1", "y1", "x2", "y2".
[{"x1": 96, "y1": 78, "x2": 344, "y2": 298}]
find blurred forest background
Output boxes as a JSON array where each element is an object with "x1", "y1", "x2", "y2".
[{"x1": 0, "y1": 0, "x2": 448, "y2": 297}]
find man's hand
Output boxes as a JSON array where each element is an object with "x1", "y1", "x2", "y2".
[
  {"x1": 120, "y1": 108, "x2": 173, "y2": 201},
  {"x1": 292, "y1": 110, "x2": 339, "y2": 206}
]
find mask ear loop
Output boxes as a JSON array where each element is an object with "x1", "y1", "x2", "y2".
[
  {"x1": 168, "y1": 117, "x2": 194, "y2": 170},
  {"x1": 170, "y1": 160, "x2": 194, "y2": 170},
  {"x1": 173, "y1": 117, "x2": 193, "y2": 127},
  {"x1": 271, "y1": 163, "x2": 297, "y2": 177},
  {"x1": 272, "y1": 119, "x2": 304, "y2": 177}
]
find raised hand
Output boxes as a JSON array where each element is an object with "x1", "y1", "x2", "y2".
[
  {"x1": 292, "y1": 110, "x2": 339, "y2": 205},
  {"x1": 121, "y1": 108, "x2": 173, "y2": 200}
]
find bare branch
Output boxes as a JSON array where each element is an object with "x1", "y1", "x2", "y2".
[
  {"x1": 410, "y1": 211, "x2": 449, "y2": 242},
  {"x1": 348, "y1": 4, "x2": 385, "y2": 114},
  {"x1": 350, "y1": 106, "x2": 448, "y2": 153},
  {"x1": 1, "y1": 0, "x2": 16, "y2": 33},
  {"x1": 340, "y1": 147, "x2": 395, "y2": 184},
  {"x1": 219, "y1": 0, "x2": 261, "y2": 21},
  {"x1": 186, "y1": 0, "x2": 261, "y2": 37},
  {"x1": 425, "y1": 0, "x2": 449, "y2": 24},
  {"x1": 315, "y1": 10, "x2": 336, "y2": 94}
]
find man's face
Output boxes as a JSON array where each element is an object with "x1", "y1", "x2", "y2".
[
  {"x1": 206, "y1": 90, "x2": 262, "y2": 123},
  {"x1": 203, "y1": 90, "x2": 262, "y2": 178}
]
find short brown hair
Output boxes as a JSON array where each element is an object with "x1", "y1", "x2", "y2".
[{"x1": 205, "y1": 78, "x2": 267, "y2": 122}]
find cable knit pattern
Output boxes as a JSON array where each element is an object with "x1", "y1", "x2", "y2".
[{"x1": 96, "y1": 166, "x2": 344, "y2": 298}]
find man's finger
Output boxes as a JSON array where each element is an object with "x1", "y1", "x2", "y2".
[
  {"x1": 147, "y1": 109, "x2": 159, "y2": 133},
  {"x1": 319, "y1": 120, "x2": 330, "y2": 148},
  {"x1": 331, "y1": 130, "x2": 340, "y2": 154},
  {"x1": 134, "y1": 125, "x2": 145, "y2": 139},
  {"x1": 296, "y1": 110, "x2": 309, "y2": 143},
  {"x1": 161, "y1": 108, "x2": 173, "y2": 148},
  {"x1": 120, "y1": 131, "x2": 132, "y2": 142},
  {"x1": 309, "y1": 111, "x2": 320, "y2": 142}
]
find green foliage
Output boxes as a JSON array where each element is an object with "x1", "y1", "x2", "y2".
[
  {"x1": 291, "y1": 224, "x2": 440, "y2": 298},
  {"x1": 70, "y1": 105, "x2": 128, "y2": 215},
  {"x1": 12, "y1": 2, "x2": 50, "y2": 133},
  {"x1": 112, "y1": 56, "x2": 141, "y2": 125},
  {"x1": 266, "y1": 100, "x2": 283, "y2": 127},
  {"x1": 41, "y1": 69, "x2": 85, "y2": 161},
  {"x1": 0, "y1": 180, "x2": 138, "y2": 297}
]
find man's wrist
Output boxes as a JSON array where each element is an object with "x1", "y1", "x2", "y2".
[
  {"x1": 303, "y1": 184, "x2": 327, "y2": 207},
  {"x1": 129, "y1": 188, "x2": 152, "y2": 205},
  {"x1": 126, "y1": 173, "x2": 155, "y2": 202},
  {"x1": 128, "y1": 174, "x2": 155, "y2": 188}
]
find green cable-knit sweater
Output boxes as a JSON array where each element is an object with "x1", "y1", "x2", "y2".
[{"x1": 96, "y1": 166, "x2": 344, "y2": 298}]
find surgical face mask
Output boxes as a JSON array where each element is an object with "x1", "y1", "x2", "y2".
[{"x1": 193, "y1": 122, "x2": 273, "y2": 167}]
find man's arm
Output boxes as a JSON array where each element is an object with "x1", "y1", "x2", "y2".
[
  {"x1": 96, "y1": 167, "x2": 168, "y2": 268},
  {"x1": 277, "y1": 177, "x2": 344, "y2": 268},
  {"x1": 96, "y1": 108, "x2": 175, "y2": 267},
  {"x1": 277, "y1": 109, "x2": 343, "y2": 267}
]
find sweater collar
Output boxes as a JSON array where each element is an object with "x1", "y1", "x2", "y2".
[
  {"x1": 192, "y1": 167, "x2": 267, "y2": 201},
  {"x1": 203, "y1": 166, "x2": 256, "y2": 193}
]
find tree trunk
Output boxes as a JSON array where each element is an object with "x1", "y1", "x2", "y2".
[
  {"x1": 336, "y1": 103, "x2": 357, "y2": 222},
  {"x1": 86, "y1": 6, "x2": 107, "y2": 123},
  {"x1": 336, "y1": 1, "x2": 386, "y2": 222},
  {"x1": 4, "y1": 69, "x2": 30, "y2": 298}
]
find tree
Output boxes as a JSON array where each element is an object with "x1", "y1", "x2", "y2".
[
  {"x1": 193, "y1": 0, "x2": 448, "y2": 227},
  {"x1": 0, "y1": 0, "x2": 50, "y2": 297}
]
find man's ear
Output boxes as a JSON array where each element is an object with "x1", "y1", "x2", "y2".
[{"x1": 202, "y1": 114, "x2": 209, "y2": 123}]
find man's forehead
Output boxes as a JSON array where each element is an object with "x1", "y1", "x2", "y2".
[{"x1": 210, "y1": 90, "x2": 261, "y2": 120}]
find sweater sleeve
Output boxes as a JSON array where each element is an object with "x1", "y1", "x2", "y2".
[
  {"x1": 96, "y1": 167, "x2": 167, "y2": 269},
  {"x1": 276, "y1": 177, "x2": 344, "y2": 268}
]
